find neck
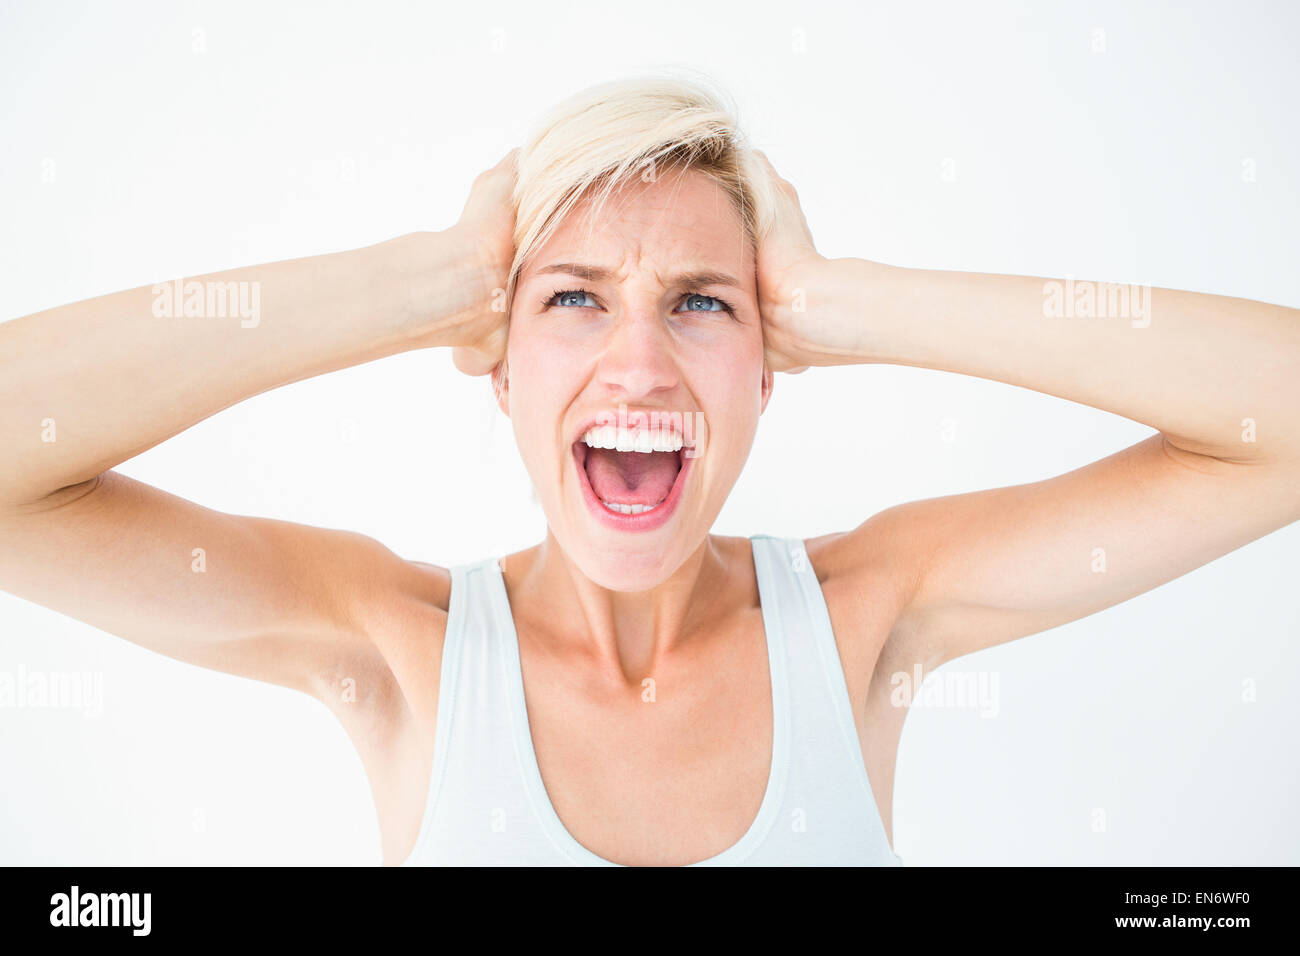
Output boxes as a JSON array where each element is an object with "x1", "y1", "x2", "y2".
[{"x1": 505, "y1": 530, "x2": 737, "y2": 686}]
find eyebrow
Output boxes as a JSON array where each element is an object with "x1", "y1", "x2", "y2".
[{"x1": 533, "y1": 262, "x2": 743, "y2": 291}]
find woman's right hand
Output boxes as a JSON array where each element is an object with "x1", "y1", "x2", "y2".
[{"x1": 444, "y1": 148, "x2": 519, "y2": 377}]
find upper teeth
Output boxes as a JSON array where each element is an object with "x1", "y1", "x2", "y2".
[
  {"x1": 601, "y1": 500, "x2": 663, "y2": 515},
  {"x1": 582, "y1": 425, "x2": 683, "y2": 453}
]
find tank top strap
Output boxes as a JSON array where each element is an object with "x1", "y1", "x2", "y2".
[
  {"x1": 400, "y1": 555, "x2": 501, "y2": 867},
  {"x1": 748, "y1": 534, "x2": 904, "y2": 866},
  {"x1": 403, "y1": 543, "x2": 901, "y2": 866}
]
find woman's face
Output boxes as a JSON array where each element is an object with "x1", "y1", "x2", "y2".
[{"x1": 502, "y1": 166, "x2": 771, "y2": 590}]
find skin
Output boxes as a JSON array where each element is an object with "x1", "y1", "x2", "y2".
[
  {"x1": 501, "y1": 166, "x2": 769, "y2": 642},
  {"x1": 472, "y1": 168, "x2": 784, "y2": 863},
  {"x1": 1, "y1": 146, "x2": 1298, "y2": 866}
]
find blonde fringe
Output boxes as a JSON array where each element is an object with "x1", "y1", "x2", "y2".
[{"x1": 506, "y1": 69, "x2": 775, "y2": 318}]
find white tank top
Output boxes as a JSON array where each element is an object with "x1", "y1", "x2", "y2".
[{"x1": 401, "y1": 535, "x2": 903, "y2": 866}]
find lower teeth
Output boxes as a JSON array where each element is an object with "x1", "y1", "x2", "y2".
[{"x1": 601, "y1": 499, "x2": 664, "y2": 516}]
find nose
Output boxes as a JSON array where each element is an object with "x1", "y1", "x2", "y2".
[{"x1": 594, "y1": 305, "x2": 680, "y2": 401}]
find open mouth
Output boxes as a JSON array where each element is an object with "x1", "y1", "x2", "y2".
[{"x1": 571, "y1": 422, "x2": 692, "y2": 531}]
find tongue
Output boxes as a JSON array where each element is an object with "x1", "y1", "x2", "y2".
[{"x1": 585, "y1": 448, "x2": 680, "y2": 505}]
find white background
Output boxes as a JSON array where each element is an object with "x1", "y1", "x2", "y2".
[{"x1": 1, "y1": 0, "x2": 1297, "y2": 865}]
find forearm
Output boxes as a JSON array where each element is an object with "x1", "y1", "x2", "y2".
[
  {"x1": 0, "y1": 229, "x2": 478, "y2": 508},
  {"x1": 834, "y1": 260, "x2": 1300, "y2": 465}
]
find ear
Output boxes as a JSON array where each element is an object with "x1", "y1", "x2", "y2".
[
  {"x1": 759, "y1": 362, "x2": 774, "y2": 414},
  {"x1": 491, "y1": 359, "x2": 510, "y2": 417}
]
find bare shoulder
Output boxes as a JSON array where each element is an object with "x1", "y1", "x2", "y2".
[
  {"x1": 804, "y1": 522, "x2": 915, "y2": 632},
  {"x1": 803, "y1": 514, "x2": 935, "y2": 683}
]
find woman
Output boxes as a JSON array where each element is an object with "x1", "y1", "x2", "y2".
[{"x1": 1, "y1": 74, "x2": 1296, "y2": 867}]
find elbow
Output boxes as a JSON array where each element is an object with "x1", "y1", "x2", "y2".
[{"x1": 0, "y1": 473, "x2": 106, "y2": 524}]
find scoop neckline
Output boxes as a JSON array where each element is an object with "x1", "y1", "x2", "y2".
[{"x1": 486, "y1": 537, "x2": 791, "y2": 866}]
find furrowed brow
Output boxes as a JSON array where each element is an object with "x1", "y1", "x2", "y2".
[
  {"x1": 668, "y1": 270, "x2": 743, "y2": 291},
  {"x1": 534, "y1": 263, "x2": 742, "y2": 290}
]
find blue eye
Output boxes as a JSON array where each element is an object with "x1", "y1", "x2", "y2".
[
  {"x1": 550, "y1": 289, "x2": 597, "y2": 309},
  {"x1": 542, "y1": 287, "x2": 736, "y2": 316},
  {"x1": 680, "y1": 293, "x2": 726, "y2": 313}
]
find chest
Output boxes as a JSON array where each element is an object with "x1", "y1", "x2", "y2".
[
  {"x1": 378, "y1": 573, "x2": 905, "y2": 866},
  {"x1": 517, "y1": 608, "x2": 775, "y2": 866}
]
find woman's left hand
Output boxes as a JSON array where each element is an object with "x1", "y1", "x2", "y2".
[{"x1": 751, "y1": 149, "x2": 870, "y2": 371}]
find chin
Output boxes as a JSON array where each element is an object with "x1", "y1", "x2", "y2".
[{"x1": 565, "y1": 536, "x2": 695, "y2": 593}]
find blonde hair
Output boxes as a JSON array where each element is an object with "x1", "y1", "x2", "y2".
[{"x1": 505, "y1": 70, "x2": 774, "y2": 318}]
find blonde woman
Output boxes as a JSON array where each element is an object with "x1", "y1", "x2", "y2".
[{"x1": 1, "y1": 74, "x2": 1296, "y2": 867}]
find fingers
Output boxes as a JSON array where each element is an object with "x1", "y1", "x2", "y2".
[
  {"x1": 763, "y1": 347, "x2": 812, "y2": 375},
  {"x1": 481, "y1": 146, "x2": 519, "y2": 179},
  {"x1": 491, "y1": 146, "x2": 521, "y2": 184},
  {"x1": 751, "y1": 148, "x2": 815, "y2": 252},
  {"x1": 462, "y1": 147, "x2": 521, "y2": 217},
  {"x1": 485, "y1": 147, "x2": 520, "y2": 184},
  {"x1": 452, "y1": 344, "x2": 501, "y2": 377},
  {"x1": 752, "y1": 148, "x2": 798, "y2": 198},
  {"x1": 451, "y1": 316, "x2": 508, "y2": 377}
]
